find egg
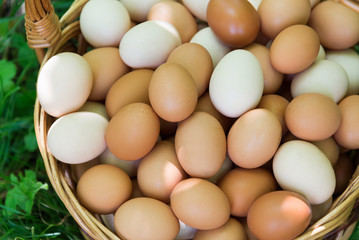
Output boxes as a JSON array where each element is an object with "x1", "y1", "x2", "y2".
[
  {"x1": 206, "y1": 155, "x2": 234, "y2": 184},
  {"x1": 70, "y1": 158, "x2": 100, "y2": 183},
  {"x1": 114, "y1": 197, "x2": 180, "y2": 240},
  {"x1": 190, "y1": 27, "x2": 231, "y2": 67},
  {"x1": 291, "y1": 59, "x2": 349, "y2": 103},
  {"x1": 175, "y1": 112, "x2": 227, "y2": 178},
  {"x1": 247, "y1": 190, "x2": 312, "y2": 240},
  {"x1": 170, "y1": 178, "x2": 231, "y2": 230},
  {"x1": 209, "y1": 50, "x2": 264, "y2": 118},
  {"x1": 37, "y1": 52, "x2": 93, "y2": 117},
  {"x1": 80, "y1": 0, "x2": 130, "y2": 47},
  {"x1": 105, "y1": 103, "x2": 160, "y2": 161},
  {"x1": 227, "y1": 109, "x2": 282, "y2": 168},
  {"x1": 176, "y1": 219, "x2": 198, "y2": 240},
  {"x1": 47, "y1": 112, "x2": 108, "y2": 164},
  {"x1": 182, "y1": 0, "x2": 210, "y2": 21},
  {"x1": 193, "y1": 218, "x2": 247, "y2": 240},
  {"x1": 257, "y1": 0, "x2": 311, "y2": 39},
  {"x1": 334, "y1": 95, "x2": 359, "y2": 149},
  {"x1": 245, "y1": 43, "x2": 283, "y2": 94},
  {"x1": 148, "y1": 1, "x2": 197, "y2": 43},
  {"x1": 273, "y1": 140, "x2": 336, "y2": 204},
  {"x1": 310, "y1": 196, "x2": 332, "y2": 224},
  {"x1": 105, "y1": 69, "x2": 153, "y2": 118},
  {"x1": 137, "y1": 141, "x2": 187, "y2": 202},
  {"x1": 285, "y1": 92, "x2": 342, "y2": 141},
  {"x1": 269, "y1": 24, "x2": 320, "y2": 74},
  {"x1": 149, "y1": 62, "x2": 198, "y2": 122},
  {"x1": 167, "y1": 43, "x2": 213, "y2": 97},
  {"x1": 207, "y1": 0, "x2": 260, "y2": 48},
  {"x1": 218, "y1": 168, "x2": 277, "y2": 217},
  {"x1": 308, "y1": 0, "x2": 359, "y2": 50},
  {"x1": 310, "y1": 137, "x2": 340, "y2": 166},
  {"x1": 78, "y1": 101, "x2": 109, "y2": 120},
  {"x1": 82, "y1": 47, "x2": 130, "y2": 101},
  {"x1": 119, "y1": 20, "x2": 181, "y2": 69},
  {"x1": 77, "y1": 164, "x2": 132, "y2": 214},
  {"x1": 334, "y1": 154, "x2": 355, "y2": 195}
]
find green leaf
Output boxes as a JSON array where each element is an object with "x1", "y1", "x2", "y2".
[
  {"x1": 0, "y1": 59, "x2": 17, "y2": 93},
  {"x1": 24, "y1": 130, "x2": 38, "y2": 152},
  {"x1": 4, "y1": 170, "x2": 48, "y2": 218}
]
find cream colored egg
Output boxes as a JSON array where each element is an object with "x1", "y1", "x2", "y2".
[
  {"x1": 37, "y1": 52, "x2": 92, "y2": 117},
  {"x1": 326, "y1": 48, "x2": 359, "y2": 95},
  {"x1": 120, "y1": 20, "x2": 181, "y2": 69},
  {"x1": 291, "y1": 59, "x2": 349, "y2": 103},
  {"x1": 80, "y1": 0, "x2": 130, "y2": 47},
  {"x1": 209, "y1": 50, "x2": 264, "y2": 118},
  {"x1": 78, "y1": 101, "x2": 109, "y2": 120},
  {"x1": 248, "y1": 0, "x2": 262, "y2": 10},
  {"x1": 315, "y1": 45, "x2": 326, "y2": 62},
  {"x1": 190, "y1": 27, "x2": 231, "y2": 67},
  {"x1": 182, "y1": 0, "x2": 210, "y2": 21},
  {"x1": 273, "y1": 140, "x2": 336, "y2": 204},
  {"x1": 47, "y1": 112, "x2": 108, "y2": 164}
]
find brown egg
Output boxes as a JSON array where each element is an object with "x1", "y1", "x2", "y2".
[
  {"x1": 257, "y1": 94, "x2": 289, "y2": 135},
  {"x1": 71, "y1": 158, "x2": 100, "y2": 183},
  {"x1": 167, "y1": 43, "x2": 213, "y2": 96},
  {"x1": 218, "y1": 168, "x2": 277, "y2": 217},
  {"x1": 285, "y1": 93, "x2": 342, "y2": 141},
  {"x1": 334, "y1": 153, "x2": 355, "y2": 194},
  {"x1": 310, "y1": 137, "x2": 339, "y2": 166},
  {"x1": 193, "y1": 217, "x2": 247, "y2": 240},
  {"x1": 247, "y1": 191, "x2": 312, "y2": 240},
  {"x1": 270, "y1": 24, "x2": 320, "y2": 74},
  {"x1": 114, "y1": 197, "x2": 180, "y2": 240},
  {"x1": 149, "y1": 62, "x2": 198, "y2": 122},
  {"x1": 148, "y1": 1, "x2": 197, "y2": 43},
  {"x1": 83, "y1": 47, "x2": 130, "y2": 101},
  {"x1": 105, "y1": 103, "x2": 160, "y2": 161},
  {"x1": 175, "y1": 112, "x2": 227, "y2": 178},
  {"x1": 308, "y1": 1, "x2": 359, "y2": 50},
  {"x1": 334, "y1": 95, "x2": 359, "y2": 149},
  {"x1": 257, "y1": 0, "x2": 311, "y2": 39},
  {"x1": 227, "y1": 109, "x2": 282, "y2": 168},
  {"x1": 105, "y1": 69, "x2": 153, "y2": 118},
  {"x1": 206, "y1": 0, "x2": 260, "y2": 48},
  {"x1": 130, "y1": 178, "x2": 144, "y2": 199},
  {"x1": 245, "y1": 43, "x2": 283, "y2": 94},
  {"x1": 170, "y1": 178, "x2": 231, "y2": 230},
  {"x1": 77, "y1": 164, "x2": 132, "y2": 214},
  {"x1": 195, "y1": 91, "x2": 234, "y2": 133},
  {"x1": 137, "y1": 141, "x2": 187, "y2": 203}
]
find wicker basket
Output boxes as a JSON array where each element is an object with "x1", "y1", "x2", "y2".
[{"x1": 25, "y1": 0, "x2": 359, "y2": 239}]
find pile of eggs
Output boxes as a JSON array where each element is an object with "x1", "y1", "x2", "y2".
[{"x1": 36, "y1": 0, "x2": 359, "y2": 239}]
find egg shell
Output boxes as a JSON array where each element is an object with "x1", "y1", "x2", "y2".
[
  {"x1": 149, "y1": 62, "x2": 198, "y2": 122},
  {"x1": 70, "y1": 158, "x2": 100, "y2": 183},
  {"x1": 308, "y1": 1, "x2": 359, "y2": 50},
  {"x1": 101, "y1": 213, "x2": 116, "y2": 233},
  {"x1": 273, "y1": 140, "x2": 336, "y2": 204},
  {"x1": 227, "y1": 109, "x2": 282, "y2": 168},
  {"x1": 83, "y1": 47, "x2": 130, "y2": 101},
  {"x1": 209, "y1": 49, "x2": 264, "y2": 118},
  {"x1": 257, "y1": 0, "x2": 311, "y2": 39},
  {"x1": 257, "y1": 94, "x2": 289, "y2": 135},
  {"x1": 114, "y1": 197, "x2": 180, "y2": 240},
  {"x1": 334, "y1": 154, "x2": 355, "y2": 195},
  {"x1": 175, "y1": 112, "x2": 227, "y2": 178},
  {"x1": 47, "y1": 112, "x2": 108, "y2": 164},
  {"x1": 137, "y1": 141, "x2": 187, "y2": 202},
  {"x1": 78, "y1": 101, "x2": 109, "y2": 120},
  {"x1": 77, "y1": 164, "x2": 132, "y2": 214},
  {"x1": 285, "y1": 92, "x2": 342, "y2": 141},
  {"x1": 310, "y1": 137, "x2": 339, "y2": 167},
  {"x1": 245, "y1": 43, "x2": 283, "y2": 94},
  {"x1": 37, "y1": 52, "x2": 93, "y2": 117},
  {"x1": 119, "y1": 20, "x2": 181, "y2": 69},
  {"x1": 206, "y1": 155, "x2": 234, "y2": 184},
  {"x1": 218, "y1": 168, "x2": 277, "y2": 217},
  {"x1": 80, "y1": 0, "x2": 130, "y2": 47},
  {"x1": 105, "y1": 69, "x2": 153, "y2": 118},
  {"x1": 170, "y1": 178, "x2": 231, "y2": 230},
  {"x1": 105, "y1": 103, "x2": 160, "y2": 161},
  {"x1": 291, "y1": 59, "x2": 349, "y2": 103},
  {"x1": 315, "y1": 45, "x2": 326, "y2": 62},
  {"x1": 207, "y1": 0, "x2": 260, "y2": 48},
  {"x1": 176, "y1": 219, "x2": 198, "y2": 240},
  {"x1": 270, "y1": 24, "x2": 320, "y2": 74},
  {"x1": 247, "y1": 190, "x2": 312, "y2": 240},
  {"x1": 248, "y1": 0, "x2": 262, "y2": 10},
  {"x1": 130, "y1": 178, "x2": 145, "y2": 199},
  {"x1": 190, "y1": 27, "x2": 231, "y2": 67},
  {"x1": 326, "y1": 48, "x2": 359, "y2": 95},
  {"x1": 334, "y1": 95, "x2": 359, "y2": 149},
  {"x1": 167, "y1": 43, "x2": 213, "y2": 97},
  {"x1": 182, "y1": 0, "x2": 210, "y2": 21},
  {"x1": 148, "y1": 1, "x2": 197, "y2": 43},
  {"x1": 193, "y1": 217, "x2": 247, "y2": 240}
]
